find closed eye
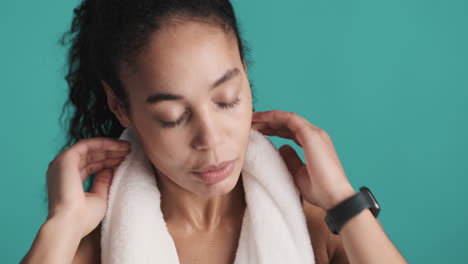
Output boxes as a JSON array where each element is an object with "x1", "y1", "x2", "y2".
[
  {"x1": 218, "y1": 97, "x2": 241, "y2": 109},
  {"x1": 159, "y1": 97, "x2": 241, "y2": 128}
]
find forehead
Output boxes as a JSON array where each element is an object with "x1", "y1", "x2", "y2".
[{"x1": 120, "y1": 20, "x2": 241, "y2": 97}]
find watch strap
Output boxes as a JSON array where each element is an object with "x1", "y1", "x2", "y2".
[{"x1": 325, "y1": 186, "x2": 380, "y2": 235}]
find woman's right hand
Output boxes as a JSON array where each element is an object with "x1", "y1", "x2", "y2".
[{"x1": 45, "y1": 137, "x2": 131, "y2": 239}]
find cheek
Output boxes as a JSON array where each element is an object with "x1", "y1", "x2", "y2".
[
  {"x1": 139, "y1": 132, "x2": 188, "y2": 170},
  {"x1": 237, "y1": 95, "x2": 253, "y2": 129},
  {"x1": 225, "y1": 101, "x2": 252, "y2": 147},
  {"x1": 222, "y1": 107, "x2": 250, "y2": 138}
]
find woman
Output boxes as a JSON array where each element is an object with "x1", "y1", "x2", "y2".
[{"x1": 21, "y1": 0, "x2": 407, "y2": 263}]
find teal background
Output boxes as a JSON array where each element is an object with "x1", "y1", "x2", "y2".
[{"x1": 1, "y1": 0, "x2": 467, "y2": 263}]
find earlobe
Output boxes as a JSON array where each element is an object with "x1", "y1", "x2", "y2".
[{"x1": 101, "y1": 80, "x2": 132, "y2": 128}]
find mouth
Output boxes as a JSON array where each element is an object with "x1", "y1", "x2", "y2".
[
  {"x1": 191, "y1": 159, "x2": 236, "y2": 185},
  {"x1": 192, "y1": 159, "x2": 236, "y2": 173}
]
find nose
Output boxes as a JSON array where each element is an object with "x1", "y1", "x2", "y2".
[{"x1": 191, "y1": 111, "x2": 222, "y2": 151}]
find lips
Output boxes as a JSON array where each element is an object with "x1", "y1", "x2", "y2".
[
  {"x1": 191, "y1": 159, "x2": 236, "y2": 185},
  {"x1": 192, "y1": 159, "x2": 236, "y2": 173}
]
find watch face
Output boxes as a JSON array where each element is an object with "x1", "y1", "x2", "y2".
[{"x1": 360, "y1": 186, "x2": 380, "y2": 217}]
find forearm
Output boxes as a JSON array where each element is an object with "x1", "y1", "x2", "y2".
[
  {"x1": 20, "y1": 215, "x2": 82, "y2": 264},
  {"x1": 338, "y1": 206, "x2": 407, "y2": 264}
]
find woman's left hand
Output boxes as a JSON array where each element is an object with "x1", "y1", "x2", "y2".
[{"x1": 251, "y1": 110, "x2": 356, "y2": 210}]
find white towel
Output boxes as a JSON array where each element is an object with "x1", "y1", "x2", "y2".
[{"x1": 101, "y1": 126, "x2": 316, "y2": 264}]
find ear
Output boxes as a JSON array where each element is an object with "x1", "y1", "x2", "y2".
[
  {"x1": 101, "y1": 81, "x2": 132, "y2": 128},
  {"x1": 242, "y1": 58, "x2": 248, "y2": 73}
]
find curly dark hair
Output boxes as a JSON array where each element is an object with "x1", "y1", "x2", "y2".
[{"x1": 54, "y1": 0, "x2": 255, "y2": 195}]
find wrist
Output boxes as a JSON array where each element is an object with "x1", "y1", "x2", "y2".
[
  {"x1": 47, "y1": 207, "x2": 88, "y2": 238},
  {"x1": 26, "y1": 215, "x2": 83, "y2": 263},
  {"x1": 322, "y1": 185, "x2": 356, "y2": 211},
  {"x1": 43, "y1": 213, "x2": 84, "y2": 240}
]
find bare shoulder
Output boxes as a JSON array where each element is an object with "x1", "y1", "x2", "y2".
[
  {"x1": 73, "y1": 223, "x2": 101, "y2": 264},
  {"x1": 302, "y1": 198, "x2": 349, "y2": 264}
]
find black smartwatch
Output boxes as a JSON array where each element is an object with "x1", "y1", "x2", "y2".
[{"x1": 325, "y1": 186, "x2": 380, "y2": 235}]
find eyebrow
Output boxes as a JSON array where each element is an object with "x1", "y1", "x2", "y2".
[{"x1": 145, "y1": 68, "x2": 240, "y2": 105}]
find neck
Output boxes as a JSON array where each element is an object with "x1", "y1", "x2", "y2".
[{"x1": 153, "y1": 165, "x2": 246, "y2": 232}]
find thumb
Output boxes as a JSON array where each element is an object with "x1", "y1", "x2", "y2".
[
  {"x1": 279, "y1": 144, "x2": 303, "y2": 176},
  {"x1": 91, "y1": 169, "x2": 114, "y2": 200}
]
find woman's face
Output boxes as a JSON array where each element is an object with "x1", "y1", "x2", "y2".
[{"x1": 114, "y1": 20, "x2": 253, "y2": 197}]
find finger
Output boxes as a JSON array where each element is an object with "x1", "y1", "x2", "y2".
[
  {"x1": 251, "y1": 121, "x2": 279, "y2": 134},
  {"x1": 90, "y1": 168, "x2": 114, "y2": 199},
  {"x1": 78, "y1": 149, "x2": 130, "y2": 170},
  {"x1": 252, "y1": 110, "x2": 312, "y2": 146},
  {"x1": 252, "y1": 117, "x2": 303, "y2": 146},
  {"x1": 253, "y1": 110, "x2": 318, "y2": 130},
  {"x1": 254, "y1": 126, "x2": 303, "y2": 147},
  {"x1": 278, "y1": 144, "x2": 304, "y2": 176},
  {"x1": 279, "y1": 144, "x2": 312, "y2": 193},
  {"x1": 255, "y1": 111, "x2": 346, "y2": 177},
  {"x1": 255, "y1": 113, "x2": 333, "y2": 159},
  {"x1": 67, "y1": 138, "x2": 130, "y2": 165},
  {"x1": 80, "y1": 157, "x2": 125, "y2": 182}
]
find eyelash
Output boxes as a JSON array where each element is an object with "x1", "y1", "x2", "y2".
[
  {"x1": 160, "y1": 97, "x2": 241, "y2": 128},
  {"x1": 218, "y1": 97, "x2": 241, "y2": 109}
]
